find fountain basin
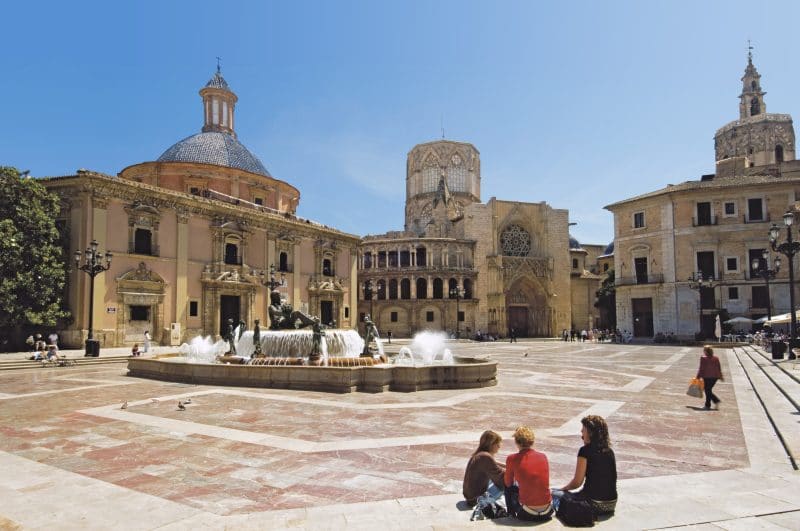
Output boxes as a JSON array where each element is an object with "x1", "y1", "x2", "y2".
[{"x1": 127, "y1": 355, "x2": 497, "y2": 393}]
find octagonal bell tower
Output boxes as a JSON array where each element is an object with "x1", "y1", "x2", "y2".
[{"x1": 404, "y1": 140, "x2": 481, "y2": 235}]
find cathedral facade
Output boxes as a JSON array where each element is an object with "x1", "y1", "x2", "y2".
[
  {"x1": 607, "y1": 53, "x2": 800, "y2": 339},
  {"x1": 44, "y1": 69, "x2": 360, "y2": 348},
  {"x1": 358, "y1": 140, "x2": 576, "y2": 338}
]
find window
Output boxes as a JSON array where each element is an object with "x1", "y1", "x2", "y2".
[
  {"x1": 725, "y1": 257, "x2": 738, "y2": 272},
  {"x1": 254, "y1": 197, "x2": 263, "y2": 206},
  {"x1": 416, "y1": 247, "x2": 427, "y2": 267},
  {"x1": 572, "y1": 258, "x2": 579, "y2": 269},
  {"x1": 696, "y1": 251, "x2": 715, "y2": 279},
  {"x1": 776, "y1": 145, "x2": 784, "y2": 163},
  {"x1": 363, "y1": 253, "x2": 372, "y2": 269},
  {"x1": 134, "y1": 228, "x2": 153, "y2": 255},
  {"x1": 458, "y1": 311, "x2": 464, "y2": 322},
  {"x1": 633, "y1": 212, "x2": 645, "y2": 228},
  {"x1": 426, "y1": 311, "x2": 434, "y2": 322},
  {"x1": 400, "y1": 279, "x2": 411, "y2": 299},
  {"x1": 603, "y1": 263, "x2": 609, "y2": 272},
  {"x1": 634, "y1": 257, "x2": 648, "y2": 284},
  {"x1": 391, "y1": 312, "x2": 398, "y2": 323},
  {"x1": 695, "y1": 202, "x2": 713, "y2": 226},
  {"x1": 416, "y1": 278, "x2": 427, "y2": 299},
  {"x1": 322, "y1": 258, "x2": 332, "y2": 276},
  {"x1": 747, "y1": 198, "x2": 764, "y2": 222},
  {"x1": 422, "y1": 165, "x2": 439, "y2": 193},
  {"x1": 463, "y1": 279, "x2": 473, "y2": 299},
  {"x1": 344, "y1": 307, "x2": 349, "y2": 318},
  {"x1": 130, "y1": 306, "x2": 149, "y2": 321},
  {"x1": 447, "y1": 163, "x2": 467, "y2": 192},
  {"x1": 432, "y1": 278, "x2": 443, "y2": 299},
  {"x1": 500, "y1": 225, "x2": 532, "y2": 257},
  {"x1": 279, "y1": 252, "x2": 288, "y2": 272},
  {"x1": 389, "y1": 279, "x2": 398, "y2": 299},
  {"x1": 728, "y1": 287, "x2": 739, "y2": 300},
  {"x1": 190, "y1": 187, "x2": 201, "y2": 196},
  {"x1": 724, "y1": 202, "x2": 736, "y2": 217},
  {"x1": 400, "y1": 251, "x2": 410, "y2": 267},
  {"x1": 224, "y1": 243, "x2": 239, "y2": 265},
  {"x1": 189, "y1": 301, "x2": 199, "y2": 317}
]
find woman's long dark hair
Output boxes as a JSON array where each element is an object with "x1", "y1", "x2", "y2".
[
  {"x1": 474, "y1": 430, "x2": 502, "y2": 455},
  {"x1": 581, "y1": 415, "x2": 611, "y2": 452}
]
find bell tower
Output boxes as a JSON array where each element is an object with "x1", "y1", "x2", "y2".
[
  {"x1": 739, "y1": 45, "x2": 766, "y2": 119},
  {"x1": 200, "y1": 62, "x2": 238, "y2": 138}
]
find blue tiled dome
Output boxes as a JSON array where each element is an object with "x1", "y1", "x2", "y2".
[
  {"x1": 569, "y1": 234, "x2": 581, "y2": 250},
  {"x1": 205, "y1": 72, "x2": 229, "y2": 90},
  {"x1": 603, "y1": 241, "x2": 614, "y2": 255},
  {"x1": 157, "y1": 132, "x2": 271, "y2": 177}
]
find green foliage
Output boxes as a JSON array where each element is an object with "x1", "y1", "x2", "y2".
[{"x1": 0, "y1": 167, "x2": 68, "y2": 328}]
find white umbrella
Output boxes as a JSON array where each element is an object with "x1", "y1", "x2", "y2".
[
  {"x1": 765, "y1": 311, "x2": 800, "y2": 325},
  {"x1": 715, "y1": 314, "x2": 722, "y2": 341},
  {"x1": 754, "y1": 316, "x2": 771, "y2": 324},
  {"x1": 724, "y1": 316, "x2": 753, "y2": 325}
]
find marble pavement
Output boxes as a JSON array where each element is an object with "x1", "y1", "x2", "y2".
[{"x1": 0, "y1": 341, "x2": 798, "y2": 530}]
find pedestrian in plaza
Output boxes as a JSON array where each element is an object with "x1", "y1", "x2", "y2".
[
  {"x1": 47, "y1": 332, "x2": 59, "y2": 348},
  {"x1": 552, "y1": 415, "x2": 617, "y2": 517},
  {"x1": 143, "y1": 330, "x2": 151, "y2": 353},
  {"x1": 509, "y1": 328, "x2": 517, "y2": 343},
  {"x1": 696, "y1": 345, "x2": 723, "y2": 410},
  {"x1": 130, "y1": 343, "x2": 141, "y2": 357},
  {"x1": 504, "y1": 426, "x2": 553, "y2": 522},
  {"x1": 34, "y1": 333, "x2": 46, "y2": 352},
  {"x1": 463, "y1": 430, "x2": 506, "y2": 507}
]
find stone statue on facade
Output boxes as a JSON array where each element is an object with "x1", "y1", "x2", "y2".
[{"x1": 267, "y1": 290, "x2": 316, "y2": 330}]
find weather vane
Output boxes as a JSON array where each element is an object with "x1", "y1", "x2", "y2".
[{"x1": 216, "y1": 56, "x2": 222, "y2": 73}]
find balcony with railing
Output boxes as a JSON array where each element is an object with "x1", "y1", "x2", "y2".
[
  {"x1": 128, "y1": 242, "x2": 160, "y2": 257},
  {"x1": 692, "y1": 215, "x2": 718, "y2": 227},
  {"x1": 744, "y1": 213, "x2": 771, "y2": 224}
]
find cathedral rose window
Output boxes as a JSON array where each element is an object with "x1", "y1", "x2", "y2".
[{"x1": 501, "y1": 224, "x2": 531, "y2": 257}]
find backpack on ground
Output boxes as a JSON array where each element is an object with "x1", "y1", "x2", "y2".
[{"x1": 556, "y1": 493, "x2": 595, "y2": 527}]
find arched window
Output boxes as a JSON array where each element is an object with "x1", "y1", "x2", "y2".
[
  {"x1": 388, "y1": 279, "x2": 398, "y2": 299},
  {"x1": 279, "y1": 251, "x2": 288, "y2": 272},
  {"x1": 463, "y1": 279, "x2": 473, "y2": 299},
  {"x1": 750, "y1": 97, "x2": 761, "y2": 116},
  {"x1": 224, "y1": 242, "x2": 239, "y2": 265},
  {"x1": 400, "y1": 278, "x2": 411, "y2": 299},
  {"x1": 363, "y1": 253, "x2": 372, "y2": 269},
  {"x1": 433, "y1": 278, "x2": 444, "y2": 299},
  {"x1": 447, "y1": 157, "x2": 467, "y2": 192},
  {"x1": 422, "y1": 164, "x2": 439, "y2": 193},
  {"x1": 416, "y1": 278, "x2": 427, "y2": 299},
  {"x1": 377, "y1": 279, "x2": 386, "y2": 300},
  {"x1": 776, "y1": 145, "x2": 784, "y2": 163},
  {"x1": 416, "y1": 247, "x2": 427, "y2": 266},
  {"x1": 363, "y1": 282, "x2": 374, "y2": 300},
  {"x1": 322, "y1": 258, "x2": 333, "y2": 276},
  {"x1": 751, "y1": 80, "x2": 757, "y2": 91}
]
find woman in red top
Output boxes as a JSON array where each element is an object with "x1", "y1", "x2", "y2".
[
  {"x1": 504, "y1": 426, "x2": 553, "y2": 521},
  {"x1": 697, "y1": 345, "x2": 723, "y2": 409}
]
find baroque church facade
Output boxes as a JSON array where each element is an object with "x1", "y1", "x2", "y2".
[
  {"x1": 44, "y1": 69, "x2": 361, "y2": 348},
  {"x1": 358, "y1": 139, "x2": 581, "y2": 338},
  {"x1": 607, "y1": 52, "x2": 799, "y2": 339}
]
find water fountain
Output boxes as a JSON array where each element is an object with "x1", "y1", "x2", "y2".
[{"x1": 127, "y1": 292, "x2": 496, "y2": 392}]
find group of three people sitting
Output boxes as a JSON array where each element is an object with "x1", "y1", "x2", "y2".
[{"x1": 463, "y1": 415, "x2": 617, "y2": 522}]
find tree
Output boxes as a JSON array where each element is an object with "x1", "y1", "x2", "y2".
[
  {"x1": 0, "y1": 167, "x2": 68, "y2": 332},
  {"x1": 594, "y1": 268, "x2": 616, "y2": 329}
]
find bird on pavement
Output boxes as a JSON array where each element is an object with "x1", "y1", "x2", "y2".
[
  {"x1": 523, "y1": 352, "x2": 529, "y2": 357},
  {"x1": 177, "y1": 401, "x2": 186, "y2": 411},
  {"x1": 120, "y1": 401, "x2": 128, "y2": 410}
]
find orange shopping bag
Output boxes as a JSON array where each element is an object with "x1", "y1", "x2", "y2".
[{"x1": 686, "y1": 377, "x2": 704, "y2": 398}]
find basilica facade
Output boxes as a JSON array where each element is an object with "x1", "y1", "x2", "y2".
[
  {"x1": 358, "y1": 140, "x2": 579, "y2": 338},
  {"x1": 607, "y1": 53, "x2": 800, "y2": 339},
  {"x1": 44, "y1": 69, "x2": 360, "y2": 348}
]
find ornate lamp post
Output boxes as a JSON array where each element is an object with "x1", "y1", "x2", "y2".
[
  {"x1": 264, "y1": 263, "x2": 286, "y2": 292},
  {"x1": 751, "y1": 250, "x2": 780, "y2": 321},
  {"x1": 364, "y1": 279, "x2": 375, "y2": 321},
  {"x1": 449, "y1": 286, "x2": 464, "y2": 339},
  {"x1": 770, "y1": 212, "x2": 800, "y2": 360},
  {"x1": 688, "y1": 272, "x2": 715, "y2": 339},
  {"x1": 74, "y1": 240, "x2": 112, "y2": 357}
]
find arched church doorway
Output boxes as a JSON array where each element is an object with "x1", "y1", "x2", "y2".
[{"x1": 508, "y1": 306, "x2": 529, "y2": 337}]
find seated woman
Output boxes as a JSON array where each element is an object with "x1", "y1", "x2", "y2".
[
  {"x1": 45, "y1": 345, "x2": 59, "y2": 362},
  {"x1": 463, "y1": 430, "x2": 506, "y2": 506},
  {"x1": 131, "y1": 344, "x2": 141, "y2": 357},
  {"x1": 504, "y1": 426, "x2": 553, "y2": 521},
  {"x1": 553, "y1": 415, "x2": 617, "y2": 515}
]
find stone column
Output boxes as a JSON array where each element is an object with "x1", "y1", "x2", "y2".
[{"x1": 175, "y1": 210, "x2": 189, "y2": 338}]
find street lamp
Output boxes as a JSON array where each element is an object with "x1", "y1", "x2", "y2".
[
  {"x1": 688, "y1": 272, "x2": 715, "y2": 339},
  {"x1": 449, "y1": 285, "x2": 464, "y2": 339},
  {"x1": 264, "y1": 263, "x2": 286, "y2": 291},
  {"x1": 751, "y1": 250, "x2": 780, "y2": 321},
  {"x1": 74, "y1": 240, "x2": 112, "y2": 357},
  {"x1": 364, "y1": 279, "x2": 375, "y2": 321},
  {"x1": 769, "y1": 212, "x2": 800, "y2": 360}
]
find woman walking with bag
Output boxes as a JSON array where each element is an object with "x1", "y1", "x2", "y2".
[{"x1": 697, "y1": 345, "x2": 723, "y2": 410}]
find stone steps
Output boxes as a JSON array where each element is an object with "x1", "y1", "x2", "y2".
[{"x1": 734, "y1": 346, "x2": 800, "y2": 469}]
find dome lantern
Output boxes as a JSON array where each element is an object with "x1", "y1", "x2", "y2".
[{"x1": 200, "y1": 63, "x2": 238, "y2": 137}]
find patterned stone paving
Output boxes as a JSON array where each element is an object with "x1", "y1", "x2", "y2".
[{"x1": 0, "y1": 342, "x2": 749, "y2": 520}]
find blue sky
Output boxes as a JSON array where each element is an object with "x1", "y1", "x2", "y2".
[{"x1": 3, "y1": 1, "x2": 799, "y2": 246}]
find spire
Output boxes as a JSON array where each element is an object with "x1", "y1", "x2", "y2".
[
  {"x1": 739, "y1": 42, "x2": 766, "y2": 119},
  {"x1": 200, "y1": 62, "x2": 238, "y2": 137}
]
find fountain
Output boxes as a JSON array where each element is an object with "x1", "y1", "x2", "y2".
[{"x1": 127, "y1": 292, "x2": 496, "y2": 392}]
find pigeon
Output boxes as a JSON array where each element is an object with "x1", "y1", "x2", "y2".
[
  {"x1": 183, "y1": 398, "x2": 192, "y2": 404},
  {"x1": 120, "y1": 401, "x2": 128, "y2": 410},
  {"x1": 177, "y1": 401, "x2": 186, "y2": 411},
  {"x1": 524, "y1": 352, "x2": 529, "y2": 357}
]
